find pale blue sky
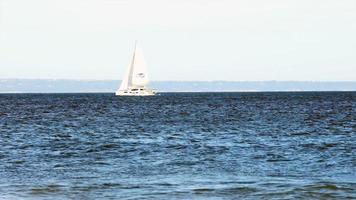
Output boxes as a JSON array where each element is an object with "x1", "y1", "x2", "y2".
[{"x1": 0, "y1": 0, "x2": 355, "y2": 81}]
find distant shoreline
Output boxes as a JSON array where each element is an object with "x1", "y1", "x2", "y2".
[
  {"x1": 1, "y1": 79, "x2": 356, "y2": 93},
  {"x1": 1, "y1": 91, "x2": 356, "y2": 95}
]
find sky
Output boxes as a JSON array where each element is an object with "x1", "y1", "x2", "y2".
[{"x1": 0, "y1": 0, "x2": 355, "y2": 81}]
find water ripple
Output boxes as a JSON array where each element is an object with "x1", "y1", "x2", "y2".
[{"x1": 0, "y1": 92, "x2": 355, "y2": 199}]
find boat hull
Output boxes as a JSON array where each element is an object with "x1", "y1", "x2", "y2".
[{"x1": 115, "y1": 89, "x2": 156, "y2": 96}]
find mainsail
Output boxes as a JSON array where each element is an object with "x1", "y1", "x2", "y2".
[{"x1": 131, "y1": 46, "x2": 149, "y2": 87}]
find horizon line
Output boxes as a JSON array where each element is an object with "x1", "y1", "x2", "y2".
[{"x1": 1, "y1": 78, "x2": 356, "y2": 82}]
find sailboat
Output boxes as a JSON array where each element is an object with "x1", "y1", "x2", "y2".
[{"x1": 115, "y1": 42, "x2": 156, "y2": 96}]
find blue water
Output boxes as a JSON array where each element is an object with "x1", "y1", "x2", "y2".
[{"x1": 0, "y1": 92, "x2": 355, "y2": 199}]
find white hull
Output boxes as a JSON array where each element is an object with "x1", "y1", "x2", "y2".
[{"x1": 115, "y1": 88, "x2": 156, "y2": 96}]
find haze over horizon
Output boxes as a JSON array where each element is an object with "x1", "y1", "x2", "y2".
[{"x1": 1, "y1": 0, "x2": 356, "y2": 81}]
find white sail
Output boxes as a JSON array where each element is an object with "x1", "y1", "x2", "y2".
[
  {"x1": 116, "y1": 42, "x2": 155, "y2": 96},
  {"x1": 131, "y1": 45, "x2": 149, "y2": 87},
  {"x1": 118, "y1": 52, "x2": 135, "y2": 91},
  {"x1": 118, "y1": 64, "x2": 130, "y2": 91}
]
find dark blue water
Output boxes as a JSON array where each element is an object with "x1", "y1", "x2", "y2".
[{"x1": 0, "y1": 92, "x2": 355, "y2": 199}]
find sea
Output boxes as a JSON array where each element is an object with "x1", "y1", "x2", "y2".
[{"x1": 0, "y1": 92, "x2": 355, "y2": 199}]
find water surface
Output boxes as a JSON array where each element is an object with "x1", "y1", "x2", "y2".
[{"x1": 0, "y1": 92, "x2": 355, "y2": 199}]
